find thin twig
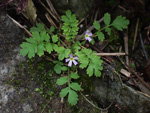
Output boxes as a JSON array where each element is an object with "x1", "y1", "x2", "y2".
[
  {"x1": 139, "y1": 32, "x2": 148, "y2": 60},
  {"x1": 38, "y1": 0, "x2": 59, "y2": 22},
  {"x1": 119, "y1": 58, "x2": 150, "y2": 90},
  {"x1": 60, "y1": 97, "x2": 63, "y2": 113},
  {"x1": 132, "y1": 18, "x2": 139, "y2": 50},
  {"x1": 46, "y1": 0, "x2": 60, "y2": 20},
  {"x1": 118, "y1": 5, "x2": 130, "y2": 13},
  {"x1": 96, "y1": 53, "x2": 126, "y2": 56},
  {"x1": 45, "y1": 13, "x2": 58, "y2": 29},
  {"x1": 80, "y1": 92, "x2": 114, "y2": 111},
  {"x1": 7, "y1": 15, "x2": 32, "y2": 37},
  {"x1": 123, "y1": 33, "x2": 129, "y2": 66},
  {"x1": 90, "y1": 44, "x2": 114, "y2": 62}
]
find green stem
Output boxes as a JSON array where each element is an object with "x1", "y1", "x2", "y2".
[
  {"x1": 68, "y1": 67, "x2": 71, "y2": 90},
  {"x1": 100, "y1": 24, "x2": 112, "y2": 31},
  {"x1": 58, "y1": 37, "x2": 68, "y2": 48}
]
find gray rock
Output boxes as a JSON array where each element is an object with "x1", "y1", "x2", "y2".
[
  {"x1": 22, "y1": 103, "x2": 33, "y2": 113},
  {"x1": 0, "y1": 85, "x2": 14, "y2": 107},
  {"x1": 51, "y1": 0, "x2": 94, "y2": 19},
  {"x1": 93, "y1": 63, "x2": 150, "y2": 113}
]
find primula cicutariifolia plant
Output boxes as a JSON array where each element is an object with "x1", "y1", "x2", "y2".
[{"x1": 20, "y1": 10, "x2": 129, "y2": 105}]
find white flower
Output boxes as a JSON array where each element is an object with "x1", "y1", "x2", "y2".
[
  {"x1": 65, "y1": 54, "x2": 78, "y2": 67},
  {"x1": 85, "y1": 30, "x2": 93, "y2": 42}
]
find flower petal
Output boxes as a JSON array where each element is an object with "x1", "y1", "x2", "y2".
[
  {"x1": 73, "y1": 60, "x2": 78, "y2": 65},
  {"x1": 85, "y1": 37, "x2": 89, "y2": 40},
  {"x1": 87, "y1": 37, "x2": 92, "y2": 42},
  {"x1": 74, "y1": 56, "x2": 78, "y2": 60},
  {"x1": 68, "y1": 61, "x2": 72, "y2": 67},
  {"x1": 89, "y1": 33, "x2": 93, "y2": 36},
  {"x1": 85, "y1": 30, "x2": 89, "y2": 34},
  {"x1": 65, "y1": 58, "x2": 70, "y2": 62},
  {"x1": 69, "y1": 54, "x2": 73, "y2": 58}
]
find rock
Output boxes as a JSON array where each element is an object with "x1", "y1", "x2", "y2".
[
  {"x1": 0, "y1": 9, "x2": 23, "y2": 62},
  {"x1": 93, "y1": 63, "x2": 150, "y2": 113},
  {"x1": 0, "y1": 85, "x2": 14, "y2": 107},
  {"x1": 51, "y1": 0, "x2": 94, "y2": 19},
  {"x1": 22, "y1": 103, "x2": 33, "y2": 113}
]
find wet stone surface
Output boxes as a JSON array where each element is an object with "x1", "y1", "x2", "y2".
[
  {"x1": 93, "y1": 63, "x2": 150, "y2": 113},
  {"x1": 0, "y1": 9, "x2": 23, "y2": 62},
  {"x1": 0, "y1": 9, "x2": 34, "y2": 113},
  {"x1": 51, "y1": 0, "x2": 94, "y2": 19}
]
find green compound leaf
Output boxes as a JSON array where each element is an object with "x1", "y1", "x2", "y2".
[
  {"x1": 32, "y1": 31, "x2": 41, "y2": 42},
  {"x1": 36, "y1": 23, "x2": 45, "y2": 30},
  {"x1": 93, "y1": 21, "x2": 100, "y2": 30},
  {"x1": 77, "y1": 48, "x2": 103, "y2": 77},
  {"x1": 37, "y1": 43, "x2": 45, "y2": 56},
  {"x1": 87, "y1": 63, "x2": 93, "y2": 77},
  {"x1": 20, "y1": 42, "x2": 36, "y2": 58},
  {"x1": 61, "y1": 10, "x2": 79, "y2": 41},
  {"x1": 45, "y1": 43, "x2": 53, "y2": 54},
  {"x1": 52, "y1": 35, "x2": 58, "y2": 43},
  {"x1": 104, "y1": 13, "x2": 111, "y2": 25},
  {"x1": 97, "y1": 31, "x2": 105, "y2": 41},
  {"x1": 49, "y1": 26, "x2": 55, "y2": 33},
  {"x1": 26, "y1": 38, "x2": 37, "y2": 44},
  {"x1": 30, "y1": 23, "x2": 46, "y2": 33},
  {"x1": 88, "y1": 54, "x2": 103, "y2": 77},
  {"x1": 68, "y1": 89, "x2": 78, "y2": 106},
  {"x1": 54, "y1": 64, "x2": 62, "y2": 74},
  {"x1": 57, "y1": 47, "x2": 65, "y2": 60},
  {"x1": 64, "y1": 49, "x2": 71, "y2": 57},
  {"x1": 61, "y1": 15, "x2": 69, "y2": 22},
  {"x1": 41, "y1": 31, "x2": 50, "y2": 42},
  {"x1": 69, "y1": 73, "x2": 79, "y2": 79},
  {"x1": 112, "y1": 15, "x2": 129, "y2": 31},
  {"x1": 57, "y1": 47, "x2": 71, "y2": 60},
  {"x1": 20, "y1": 48, "x2": 28, "y2": 57},
  {"x1": 61, "y1": 66, "x2": 68, "y2": 71},
  {"x1": 72, "y1": 41, "x2": 81, "y2": 52},
  {"x1": 70, "y1": 83, "x2": 81, "y2": 91},
  {"x1": 79, "y1": 59, "x2": 89, "y2": 68},
  {"x1": 76, "y1": 51, "x2": 89, "y2": 69},
  {"x1": 105, "y1": 27, "x2": 111, "y2": 35},
  {"x1": 66, "y1": 10, "x2": 72, "y2": 18},
  {"x1": 56, "y1": 76, "x2": 69, "y2": 85},
  {"x1": 60, "y1": 87, "x2": 69, "y2": 97},
  {"x1": 52, "y1": 44, "x2": 59, "y2": 52}
]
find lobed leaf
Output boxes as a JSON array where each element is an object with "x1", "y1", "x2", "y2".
[
  {"x1": 52, "y1": 35, "x2": 58, "y2": 43},
  {"x1": 54, "y1": 64, "x2": 62, "y2": 74},
  {"x1": 69, "y1": 73, "x2": 79, "y2": 79},
  {"x1": 70, "y1": 83, "x2": 81, "y2": 91},
  {"x1": 105, "y1": 27, "x2": 111, "y2": 35},
  {"x1": 87, "y1": 64, "x2": 94, "y2": 77},
  {"x1": 66, "y1": 10, "x2": 72, "y2": 19},
  {"x1": 60, "y1": 87, "x2": 69, "y2": 97},
  {"x1": 56, "y1": 76, "x2": 69, "y2": 85},
  {"x1": 68, "y1": 90, "x2": 78, "y2": 106},
  {"x1": 104, "y1": 13, "x2": 111, "y2": 25},
  {"x1": 93, "y1": 21, "x2": 100, "y2": 30},
  {"x1": 112, "y1": 15, "x2": 129, "y2": 31},
  {"x1": 61, "y1": 66, "x2": 68, "y2": 71},
  {"x1": 97, "y1": 31, "x2": 105, "y2": 41},
  {"x1": 37, "y1": 43, "x2": 45, "y2": 56},
  {"x1": 49, "y1": 26, "x2": 55, "y2": 33},
  {"x1": 40, "y1": 31, "x2": 50, "y2": 42},
  {"x1": 45, "y1": 43, "x2": 53, "y2": 54},
  {"x1": 30, "y1": 23, "x2": 46, "y2": 33}
]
